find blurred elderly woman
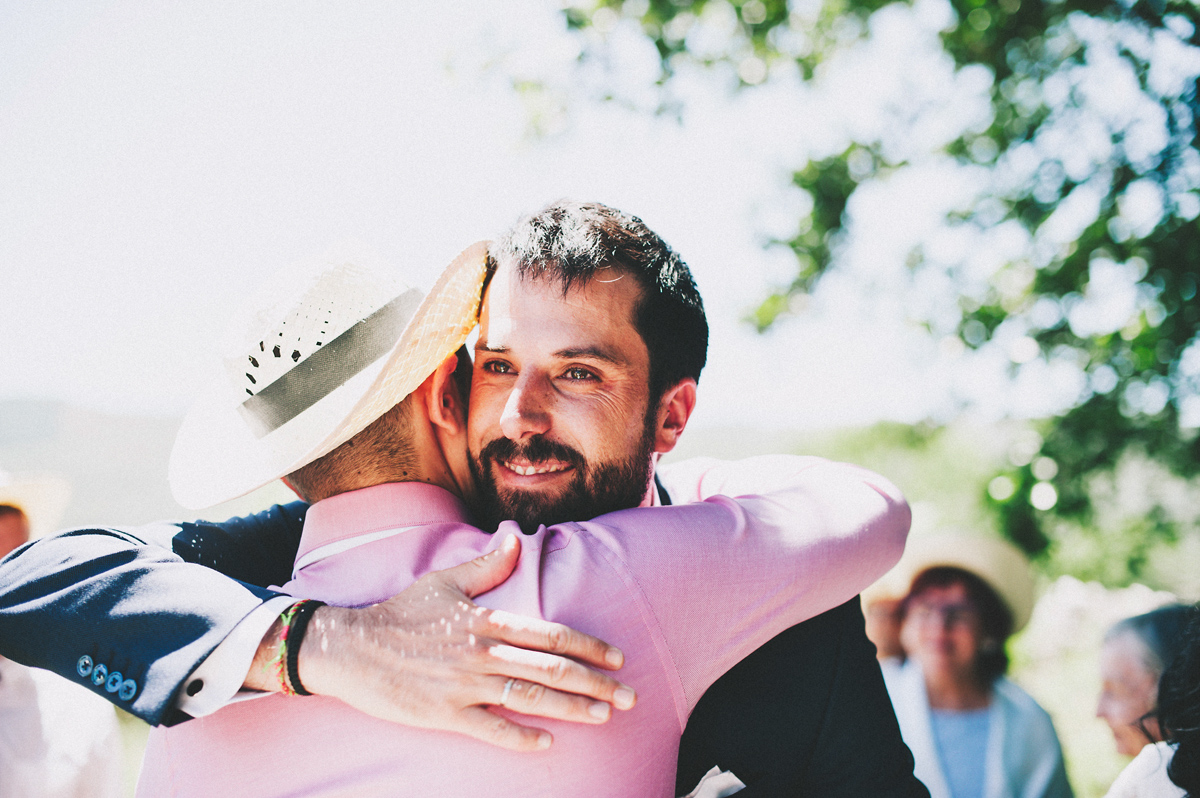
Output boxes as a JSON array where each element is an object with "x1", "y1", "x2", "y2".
[
  {"x1": 1099, "y1": 604, "x2": 1197, "y2": 798},
  {"x1": 1097, "y1": 605, "x2": 1193, "y2": 758},
  {"x1": 881, "y1": 534, "x2": 1072, "y2": 798}
]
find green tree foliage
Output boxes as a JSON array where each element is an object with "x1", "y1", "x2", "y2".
[{"x1": 566, "y1": 0, "x2": 1200, "y2": 584}]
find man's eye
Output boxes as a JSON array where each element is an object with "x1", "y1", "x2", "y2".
[
  {"x1": 483, "y1": 360, "x2": 512, "y2": 374},
  {"x1": 563, "y1": 367, "x2": 595, "y2": 381}
]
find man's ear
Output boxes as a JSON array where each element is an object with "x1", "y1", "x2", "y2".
[
  {"x1": 426, "y1": 354, "x2": 466, "y2": 434},
  {"x1": 652, "y1": 378, "x2": 697, "y2": 454}
]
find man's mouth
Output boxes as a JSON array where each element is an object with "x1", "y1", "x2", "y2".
[{"x1": 501, "y1": 460, "x2": 573, "y2": 477}]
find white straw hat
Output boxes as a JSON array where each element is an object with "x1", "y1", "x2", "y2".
[
  {"x1": 169, "y1": 242, "x2": 490, "y2": 509},
  {"x1": 874, "y1": 532, "x2": 1036, "y2": 633}
]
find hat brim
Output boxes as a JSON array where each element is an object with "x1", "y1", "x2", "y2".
[
  {"x1": 871, "y1": 532, "x2": 1036, "y2": 633},
  {"x1": 169, "y1": 242, "x2": 489, "y2": 509}
]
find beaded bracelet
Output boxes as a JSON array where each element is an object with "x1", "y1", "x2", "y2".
[{"x1": 270, "y1": 599, "x2": 326, "y2": 696}]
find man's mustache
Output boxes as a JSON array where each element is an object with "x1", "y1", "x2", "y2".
[{"x1": 478, "y1": 435, "x2": 587, "y2": 474}]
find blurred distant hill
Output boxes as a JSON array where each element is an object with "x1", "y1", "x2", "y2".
[{"x1": 0, "y1": 399, "x2": 293, "y2": 529}]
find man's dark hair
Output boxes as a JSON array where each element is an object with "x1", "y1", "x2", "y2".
[
  {"x1": 489, "y1": 200, "x2": 708, "y2": 400},
  {"x1": 901, "y1": 565, "x2": 1014, "y2": 686}
]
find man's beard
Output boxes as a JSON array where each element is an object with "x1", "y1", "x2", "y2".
[{"x1": 469, "y1": 417, "x2": 657, "y2": 533}]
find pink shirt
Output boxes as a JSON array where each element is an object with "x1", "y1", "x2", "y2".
[{"x1": 138, "y1": 455, "x2": 909, "y2": 798}]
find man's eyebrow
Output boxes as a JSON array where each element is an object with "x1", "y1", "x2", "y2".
[
  {"x1": 473, "y1": 341, "x2": 627, "y2": 366},
  {"x1": 554, "y1": 346, "x2": 625, "y2": 366}
]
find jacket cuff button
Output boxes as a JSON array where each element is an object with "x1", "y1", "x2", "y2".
[
  {"x1": 76, "y1": 655, "x2": 94, "y2": 678},
  {"x1": 105, "y1": 671, "x2": 124, "y2": 693}
]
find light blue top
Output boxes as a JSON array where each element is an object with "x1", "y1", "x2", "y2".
[{"x1": 930, "y1": 708, "x2": 991, "y2": 798}]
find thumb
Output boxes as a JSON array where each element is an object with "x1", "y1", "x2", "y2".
[{"x1": 441, "y1": 534, "x2": 521, "y2": 599}]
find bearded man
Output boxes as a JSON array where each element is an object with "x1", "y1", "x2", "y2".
[{"x1": 0, "y1": 201, "x2": 928, "y2": 797}]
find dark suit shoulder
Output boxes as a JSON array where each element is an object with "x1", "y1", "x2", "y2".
[
  {"x1": 677, "y1": 597, "x2": 928, "y2": 798},
  {"x1": 172, "y1": 501, "x2": 309, "y2": 588}
]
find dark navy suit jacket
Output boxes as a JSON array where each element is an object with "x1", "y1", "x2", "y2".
[{"x1": 0, "y1": 501, "x2": 927, "y2": 797}]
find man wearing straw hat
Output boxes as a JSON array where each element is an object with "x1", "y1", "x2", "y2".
[{"x1": 0, "y1": 202, "x2": 928, "y2": 796}]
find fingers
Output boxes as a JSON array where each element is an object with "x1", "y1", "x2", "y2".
[
  {"x1": 486, "y1": 607, "x2": 625, "y2": 671},
  {"x1": 439, "y1": 534, "x2": 521, "y2": 599},
  {"x1": 485, "y1": 644, "x2": 637, "y2": 711},
  {"x1": 492, "y1": 676, "x2": 617, "y2": 724},
  {"x1": 456, "y1": 706, "x2": 552, "y2": 752}
]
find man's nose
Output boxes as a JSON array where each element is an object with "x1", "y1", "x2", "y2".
[{"x1": 499, "y1": 375, "x2": 552, "y2": 440}]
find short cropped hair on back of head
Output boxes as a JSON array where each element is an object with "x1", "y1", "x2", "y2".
[{"x1": 489, "y1": 201, "x2": 708, "y2": 401}]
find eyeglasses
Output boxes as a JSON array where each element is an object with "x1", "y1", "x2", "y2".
[{"x1": 908, "y1": 601, "x2": 979, "y2": 628}]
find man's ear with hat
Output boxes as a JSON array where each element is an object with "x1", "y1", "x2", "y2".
[{"x1": 169, "y1": 242, "x2": 490, "y2": 510}]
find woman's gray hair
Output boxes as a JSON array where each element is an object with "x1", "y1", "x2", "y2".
[{"x1": 1106, "y1": 604, "x2": 1195, "y2": 676}]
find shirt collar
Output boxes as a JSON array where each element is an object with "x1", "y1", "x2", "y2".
[{"x1": 297, "y1": 482, "x2": 473, "y2": 565}]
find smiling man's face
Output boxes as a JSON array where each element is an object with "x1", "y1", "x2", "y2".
[{"x1": 468, "y1": 262, "x2": 658, "y2": 531}]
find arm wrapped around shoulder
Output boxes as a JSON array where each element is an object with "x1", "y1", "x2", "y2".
[
  {"x1": 593, "y1": 454, "x2": 912, "y2": 709},
  {"x1": 658, "y1": 453, "x2": 911, "y2": 590}
]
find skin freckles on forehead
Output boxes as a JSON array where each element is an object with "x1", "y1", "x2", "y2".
[{"x1": 478, "y1": 270, "x2": 643, "y2": 368}]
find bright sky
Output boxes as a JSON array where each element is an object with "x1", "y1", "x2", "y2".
[{"x1": 0, "y1": 0, "x2": 1087, "y2": 433}]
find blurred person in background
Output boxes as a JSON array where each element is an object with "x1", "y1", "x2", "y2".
[
  {"x1": 1097, "y1": 605, "x2": 1194, "y2": 756},
  {"x1": 1104, "y1": 604, "x2": 1200, "y2": 798},
  {"x1": 0, "y1": 499, "x2": 123, "y2": 798},
  {"x1": 864, "y1": 568, "x2": 910, "y2": 663},
  {"x1": 0, "y1": 504, "x2": 30, "y2": 555},
  {"x1": 882, "y1": 533, "x2": 1073, "y2": 798}
]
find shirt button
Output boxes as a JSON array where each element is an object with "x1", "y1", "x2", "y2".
[
  {"x1": 76, "y1": 655, "x2": 94, "y2": 678},
  {"x1": 91, "y1": 663, "x2": 107, "y2": 687},
  {"x1": 105, "y1": 671, "x2": 123, "y2": 693},
  {"x1": 185, "y1": 679, "x2": 204, "y2": 697},
  {"x1": 118, "y1": 679, "x2": 137, "y2": 701}
]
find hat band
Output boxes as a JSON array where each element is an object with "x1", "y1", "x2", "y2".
[{"x1": 238, "y1": 288, "x2": 423, "y2": 438}]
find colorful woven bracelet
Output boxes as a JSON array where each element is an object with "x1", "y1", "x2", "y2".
[
  {"x1": 269, "y1": 599, "x2": 325, "y2": 696},
  {"x1": 284, "y1": 599, "x2": 325, "y2": 697}
]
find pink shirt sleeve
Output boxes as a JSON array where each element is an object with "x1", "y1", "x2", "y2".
[{"x1": 572, "y1": 455, "x2": 910, "y2": 714}]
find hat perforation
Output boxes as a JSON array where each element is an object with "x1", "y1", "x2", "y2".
[{"x1": 181, "y1": 242, "x2": 488, "y2": 509}]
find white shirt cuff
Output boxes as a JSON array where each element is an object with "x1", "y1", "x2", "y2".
[{"x1": 175, "y1": 595, "x2": 296, "y2": 717}]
